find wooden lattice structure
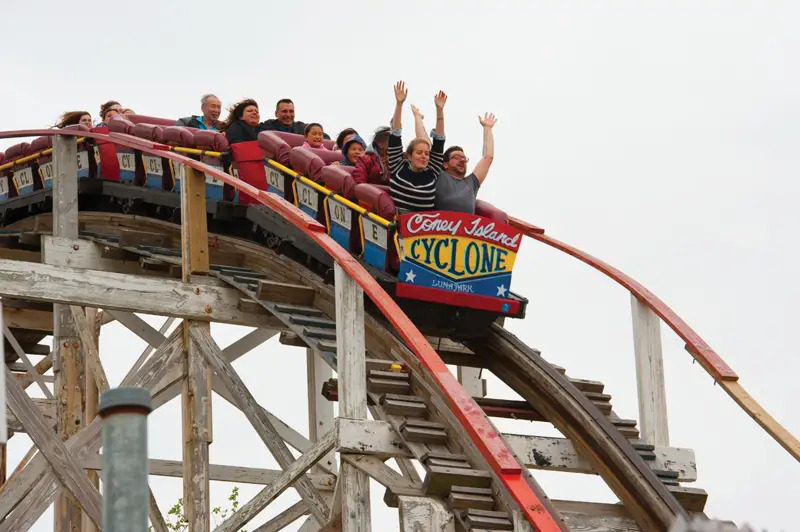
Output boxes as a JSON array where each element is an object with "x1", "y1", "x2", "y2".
[{"x1": 0, "y1": 130, "x2": 796, "y2": 531}]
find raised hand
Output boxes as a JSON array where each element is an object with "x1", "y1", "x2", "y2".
[
  {"x1": 479, "y1": 112, "x2": 497, "y2": 128},
  {"x1": 410, "y1": 104, "x2": 424, "y2": 119},
  {"x1": 394, "y1": 81, "x2": 408, "y2": 104},
  {"x1": 434, "y1": 90, "x2": 448, "y2": 109}
]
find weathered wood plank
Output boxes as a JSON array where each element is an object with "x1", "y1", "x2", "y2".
[
  {"x1": 4, "y1": 367, "x2": 101, "y2": 527},
  {"x1": 631, "y1": 294, "x2": 669, "y2": 446},
  {"x1": 104, "y1": 310, "x2": 166, "y2": 348},
  {"x1": 68, "y1": 307, "x2": 109, "y2": 392},
  {"x1": 398, "y1": 496, "x2": 455, "y2": 532},
  {"x1": 336, "y1": 418, "x2": 411, "y2": 458},
  {"x1": 118, "y1": 229, "x2": 171, "y2": 249},
  {"x1": 42, "y1": 236, "x2": 147, "y2": 276},
  {"x1": 252, "y1": 500, "x2": 309, "y2": 532},
  {"x1": 188, "y1": 324, "x2": 330, "y2": 524},
  {"x1": 215, "y1": 429, "x2": 336, "y2": 532},
  {"x1": 0, "y1": 259, "x2": 284, "y2": 328},
  {"x1": 258, "y1": 280, "x2": 315, "y2": 305},
  {"x1": 5, "y1": 399, "x2": 56, "y2": 432},
  {"x1": 2, "y1": 325, "x2": 52, "y2": 399},
  {"x1": 2, "y1": 308, "x2": 52, "y2": 332},
  {"x1": 308, "y1": 349, "x2": 337, "y2": 474},
  {"x1": 341, "y1": 454, "x2": 422, "y2": 496}
]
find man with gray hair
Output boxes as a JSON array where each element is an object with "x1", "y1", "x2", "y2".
[{"x1": 176, "y1": 93, "x2": 224, "y2": 130}]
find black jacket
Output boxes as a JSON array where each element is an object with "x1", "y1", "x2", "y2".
[{"x1": 224, "y1": 119, "x2": 269, "y2": 145}]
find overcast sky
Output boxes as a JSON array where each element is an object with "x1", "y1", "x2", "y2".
[{"x1": 2, "y1": 1, "x2": 799, "y2": 530}]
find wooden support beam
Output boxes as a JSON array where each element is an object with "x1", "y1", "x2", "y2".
[
  {"x1": 2, "y1": 307, "x2": 53, "y2": 332},
  {"x1": 188, "y1": 325, "x2": 330, "y2": 524},
  {"x1": 0, "y1": 259, "x2": 285, "y2": 328},
  {"x1": 336, "y1": 418, "x2": 411, "y2": 458},
  {"x1": 118, "y1": 229, "x2": 171, "y2": 249},
  {"x1": 257, "y1": 280, "x2": 315, "y2": 305},
  {"x1": 215, "y1": 428, "x2": 336, "y2": 532},
  {"x1": 457, "y1": 366, "x2": 485, "y2": 398},
  {"x1": 252, "y1": 500, "x2": 309, "y2": 532},
  {"x1": 308, "y1": 348, "x2": 337, "y2": 474},
  {"x1": 3, "y1": 368, "x2": 101, "y2": 528},
  {"x1": 82, "y1": 308, "x2": 100, "y2": 532},
  {"x1": 5, "y1": 399, "x2": 56, "y2": 432},
  {"x1": 334, "y1": 263, "x2": 371, "y2": 532},
  {"x1": 128, "y1": 316, "x2": 176, "y2": 376},
  {"x1": 631, "y1": 294, "x2": 669, "y2": 445},
  {"x1": 0, "y1": 329, "x2": 185, "y2": 530},
  {"x1": 69, "y1": 307, "x2": 109, "y2": 392},
  {"x1": 341, "y1": 454, "x2": 423, "y2": 496},
  {"x1": 104, "y1": 309, "x2": 167, "y2": 348},
  {"x1": 398, "y1": 496, "x2": 455, "y2": 532},
  {"x1": 2, "y1": 325, "x2": 52, "y2": 399}
]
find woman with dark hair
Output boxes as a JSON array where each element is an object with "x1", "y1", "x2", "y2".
[
  {"x1": 55, "y1": 111, "x2": 92, "y2": 129},
  {"x1": 98, "y1": 100, "x2": 122, "y2": 125},
  {"x1": 224, "y1": 99, "x2": 266, "y2": 145},
  {"x1": 334, "y1": 128, "x2": 358, "y2": 150}
]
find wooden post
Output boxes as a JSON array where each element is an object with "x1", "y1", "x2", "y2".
[
  {"x1": 630, "y1": 294, "x2": 669, "y2": 446},
  {"x1": 307, "y1": 348, "x2": 337, "y2": 475},
  {"x1": 334, "y1": 263, "x2": 371, "y2": 531},
  {"x1": 180, "y1": 163, "x2": 212, "y2": 532},
  {"x1": 52, "y1": 134, "x2": 85, "y2": 532},
  {"x1": 398, "y1": 496, "x2": 455, "y2": 532},
  {"x1": 457, "y1": 367, "x2": 485, "y2": 398},
  {"x1": 81, "y1": 308, "x2": 99, "y2": 532}
]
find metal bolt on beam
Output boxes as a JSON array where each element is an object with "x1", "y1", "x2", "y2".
[{"x1": 99, "y1": 387, "x2": 153, "y2": 532}]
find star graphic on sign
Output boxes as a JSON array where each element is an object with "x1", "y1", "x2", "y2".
[
  {"x1": 405, "y1": 270, "x2": 417, "y2": 283},
  {"x1": 496, "y1": 284, "x2": 507, "y2": 297}
]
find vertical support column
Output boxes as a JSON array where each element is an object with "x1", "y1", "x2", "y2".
[
  {"x1": 180, "y1": 164, "x2": 211, "y2": 532},
  {"x1": 457, "y1": 367, "x2": 486, "y2": 398},
  {"x1": 334, "y1": 263, "x2": 371, "y2": 531},
  {"x1": 82, "y1": 308, "x2": 100, "y2": 532},
  {"x1": 52, "y1": 134, "x2": 85, "y2": 532},
  {"x1": 630, "y1": 294, "x2": 669, "y2": 445},
  {"x1": 0, "y1": 300, "x2": 6, "y2": 487},
  {"x1": 307, "y1": 348, "x2": 336, "y2": 474}
]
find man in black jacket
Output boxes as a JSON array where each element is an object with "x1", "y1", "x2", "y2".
[
  {"x1": 176, "y1": 94, "x2": 224, "y2": 130},
  {"x1": 261, "y1": 98, "x2": 329, "y2": 138}
]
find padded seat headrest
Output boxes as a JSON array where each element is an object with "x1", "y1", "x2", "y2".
[
  {"x1": 475, "y1": 199, "x2": 508, "y2": 223},
  {"x1": 133, "y1": 123, "x2": 165, "y2": 143},
  {"x1": 63, "y1": 124, "x2": 90, "y2": 132},
  {"x1": 308, "y1": 148, "x2": 342, "y2": 166},
  {"x1": 107, "y1": 116, "x2": 135, "y2": 135},
  {"x1": 258, "y1": 131, "x2": 292, "y2": 166},
  {"x1": 193, "y1": 130, "x2": 229, "y2": 152},
  {"x1": 126, "y1": 114, "x2": 176, "y2": 127},
  {"x1": 273, "y1": 131, "x2": 305, "y2": 148},
  {"x1": 354, "y1": 183, "x2": 396, "y2": 220},
  {"x1": 162, "y1": 126, "x2": 196, "y2": 148},
  {"x1": 289, "y1": 147, "x2": 325, "y2": 182},
  {"x1": 4, "y1": 142, "x2": 33, "y2": 161},
  {"x1": 321, "y1": 166, "x2": 357, "y2": 200},
  {"x1": 30, "y1": 136, "x2": 53, "y2": 152},
  {"x1": 0, "y1": 153, "x2": 5, "y2": 166}
]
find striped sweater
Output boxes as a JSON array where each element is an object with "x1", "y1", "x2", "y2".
[{"x1": 387, "y1": 129, "x2": 445, "y2": 213}]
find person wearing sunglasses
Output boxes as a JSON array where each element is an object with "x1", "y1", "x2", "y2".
[{"x1": 435, "y1": 113, "x2": 497, "y2": 214}]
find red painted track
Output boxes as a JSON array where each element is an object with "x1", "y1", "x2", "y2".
[{"x1": 0, "y1": 129, "x2": 562, "y2": 531}]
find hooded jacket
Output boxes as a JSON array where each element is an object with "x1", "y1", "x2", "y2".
[
  {"x1": 339, "y1": 135, "x2": 367, "y2": 167},
  {"x1": 176, "y1": 115, "x2": 224, "y2": 131},
  {"x1": 352, "y1": 128, "x2": 390, "y2": 185}
]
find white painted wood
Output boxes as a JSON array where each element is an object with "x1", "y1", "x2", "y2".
[
  {"x1": 341, "y1": 454, "x2": 423, "y2": 496},
  {"x1": 42, "y1": 236, "x2": 134, "y2": 272},
  {"x1": 52, "y1": 135, "x2": 79, "y2": 239},
  {"x1": 398, "y1": 496, "x2": 455, "y2": 532},
  {"x1": 334, "y1": 262, "x2": 371, "y2": 532},
  {"x1": 631, "y1": 294, "x2": 670, "y2": 445},
  {"x1": 336, "y1": 418, "x2": 412, "y2": 458},
  {"x1": 253, "y1": 501, "x2": 309, "y2": 532},
  {"x1": 308, "y1": 348, "x2": 337, "y2": 474},
  {"x1": 2, "y1": 324, "x2": 52, "y2": 399},
  {"x1": 0, "y1": 258, "x2": 284, "y2": 328},
  {"x1": 128, "y1": 316, "x2": 176, "y2": 376},
  {"x1": 457, "y1": 366, "x2": 485, "y2": 398},
  {"x1": 104, "y1": 309, "x2": 166, "y2": 348}
]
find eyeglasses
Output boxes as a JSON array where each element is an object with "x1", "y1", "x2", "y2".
[{"x1": 449, "y1": 154, "x2": 469, "y2": 162}]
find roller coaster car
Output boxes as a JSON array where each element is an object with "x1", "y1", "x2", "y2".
[{"x1": 0, "y1": 117, "x2": 527, "y2": 338}]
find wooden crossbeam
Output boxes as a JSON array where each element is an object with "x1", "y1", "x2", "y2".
[
  {"x1": 0, "y1": 259, "x2": 285, "y2": 328},
  {"x1": 2, "y1": 325, "x2": 52, "y2": 399},
  {"x1": 252, "y1": 500, "x2": 309, "y2": 532},
  {"x1": 104, "y1": 309, "x2": 167, "y2": 348},
  {"x1": 257, "y1": 280, "x2": 315, "y2": 305},
  {"x1": 188, "y1": 324, "x2": 330, "y2": 524},
  {"x1": 69, "y1": 306, "x2": 109, "y2": 391},
  {"x1": 215, "y1": 428, "x2": 336, "y2": 532},
  {"x1": 341, "y1": 454, "x2": 423, "y2": 496}
]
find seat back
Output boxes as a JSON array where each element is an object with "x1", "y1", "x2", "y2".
[
  {"x1": 321, "y1": 166, "x2": 360, "y2": 253},
  {"x1": 162, "y1": 126, "x2": 196, "y2": 148},
  {"x1": 90, "y1": 126, "x2": 120, "y2": 181},
  {"x1": 289, "y1": 147, "x2": 325, "y2": 221},
  {"x1": 130, "y1": 124, "x2": 167, "y2": 188},
  {"x1": 354, "y1": 183, "x2": 397, "y2": 271},
  {"x1": 229, "y1": 141, "x2": 266, "y2": 205},
  {"x1": 193, "y1": 130, "x2": 229, "y2": 152},
  {"x1": 126, "y1": 114, "x2": 176, "y2": 127},
  {"x1": 272, "y1": 131, "x2": 305, "y2": 147},
  {"x1": 258, "y1": 131, "x2": 292, "y2": 167},
  {"x1": 475, "y1": 199, "x2": 508, "y2": 224},
  {"x1": 289, "y1": 147, "x2": 326, "y2": 182},
  {"x1": 308, "y1": 148, "x2": 342, "y2": 166},
  {"x1": 107, "y1": 116, "x2": 135, "y2": 135}
]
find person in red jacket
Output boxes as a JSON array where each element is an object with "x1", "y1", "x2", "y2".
[{"x1": 352, "y1": 126, "x2": 390, "y2": 185}]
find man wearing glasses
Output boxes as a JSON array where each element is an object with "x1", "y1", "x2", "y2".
[{"x1": 435, "y1": 113, "x2": 497, "y2": 213}]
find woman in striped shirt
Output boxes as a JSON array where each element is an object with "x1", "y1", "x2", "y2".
[{"x1": 388, "y1": 81, "x2": 447, "y2": 213}]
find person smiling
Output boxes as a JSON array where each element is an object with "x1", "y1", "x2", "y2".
[
  {"x1": 387, "y1": 81, "x2": 447, "y2": 213},
  {"x1": 223, "y1": 99, "x2": 265, "y2": 145},
  {"x1": 435, "y1": 113, "x2": 497, "y2": 214}
]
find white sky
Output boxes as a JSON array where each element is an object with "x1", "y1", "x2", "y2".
[{"x1": 2, "y1": 1, "x2": 799, "y2": 530}]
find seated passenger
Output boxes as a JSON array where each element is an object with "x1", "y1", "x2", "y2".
[
  {"x1": 303, "y1": 123, "x2": 328, "y2": 149},
  {"x1": 387, "y1": 81, "x2": 446, "y2": 213},
  {"x1": 334, "y1": 127, "x2": 358, "y2": 150},
  {"x1": 122, "y1": 108, "x2": 136, "y2": 116},
  {"x1": 352, "y1": 127, "x2": 390, "y2": 185},
  {"x1": 435, "y1": 113, "x2": 497, "y2": 214},
  {"x1": 176, "y1": 94, "x2": 224, "y2": 131},
  {"x1": 337, "y1": 135, "x2": 366, "y2": 167},
  {"x1": 55, "y1": 111, "x2": 92, "y2": 129},
  {"x1": 262, "y1": 98, "x2": 330, "y2": 139},
  {"x1": 98, "y1": 100, "x2": 123, "y2": 125},
  {"x1": 223, "y1": 99, "x2": 265, "y2": 145}
]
